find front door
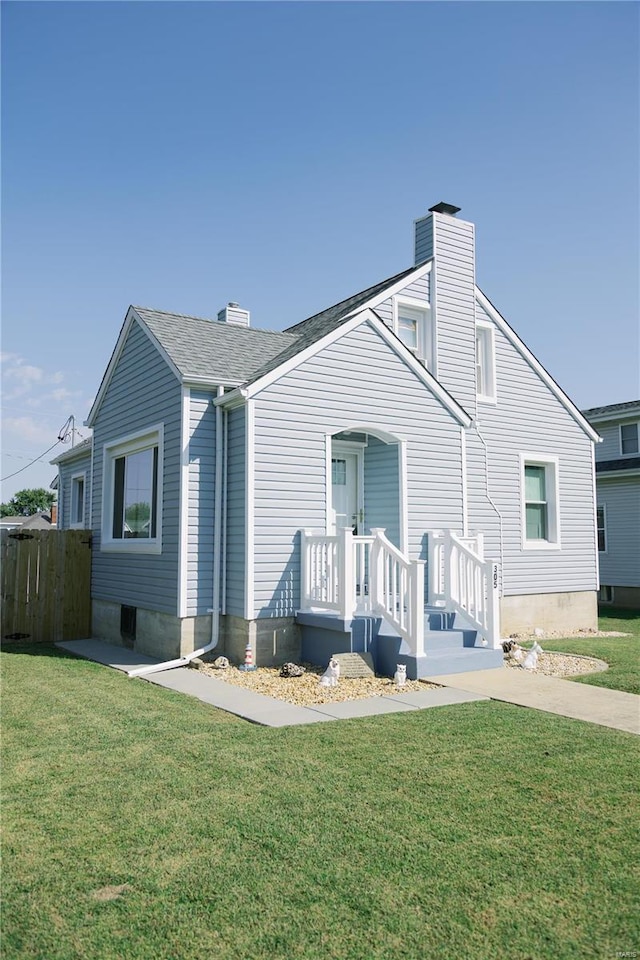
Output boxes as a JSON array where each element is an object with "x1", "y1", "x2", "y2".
[{"x1": 331, "y1": 449, "x2": 360, "y2": 534}]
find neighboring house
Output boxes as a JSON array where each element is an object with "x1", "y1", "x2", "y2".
[
  {"x1": 583, "y1": 401, "x2": 640, "y2": 609},
  {"x1": 0, "y1": 512, "x2": 56, "y2": 531},
  {"x1": 53, "y1": 202, "x2": 600, "y2": 677}
]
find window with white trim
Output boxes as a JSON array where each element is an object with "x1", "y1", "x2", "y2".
[
  {"x1": 70, "y1": 474, "x2": 85, "y2": 528},
  {"x1": 476, "y1": 322, "x2": 496, "y2": 401},
  {"x1": 394, "y1": 297, "x2": 434, "y2": 371},
  {"x1": 620, "y1": 422, "x2": 639, "y2": 455},
  {"x1": 520, "y1": 456, "x2": 560, "y2": 549},
  {"x1": 101, "y1": 426, "x2": 163, "y2": 553},
  {"x1": 596, "y1": 505, "x2": 607, "y2": 553}
]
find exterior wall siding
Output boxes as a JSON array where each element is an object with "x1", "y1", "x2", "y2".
[
  {"x1": 597, "y1": 478, "x2": 640, "y2": 587},
  {"x1": 594, "y1": 419, "x2": 639, "y2": 461},
  {"x1": 466, "y1": 300, "x2": 598, "y2": 596},
  {"x1": 57, "y1": 450, "x2": 92, "y2": 529},
  {"x1": 374, "y1": 274, "x2": 431, "y2": 329},
  {"x1": 364, "y1": 436, "x2": 400, "y2": 548},
  {"x1": 186, "y1": 390, "x2": 216, "y2": 617},
  {"x1": 91, "y1": 320, "x2": 182, "y2": 615},
  {"x1": 252, "y1": 319, "x2": 463, "y2": 619},
  {"x1": 225, "y1": 405, "x2": 246, "y2": 617}
]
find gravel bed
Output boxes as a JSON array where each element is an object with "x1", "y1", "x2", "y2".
[
  {"x1": 198, "y1": 662, "x2": 439, "y2": 707},
  {"x1": 196, "y1": 648, "x2": 608, "y2": 707}
]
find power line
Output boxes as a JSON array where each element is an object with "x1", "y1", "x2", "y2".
[{"x1": 0, "y1": 440, "x2": 63, "y2": 482}]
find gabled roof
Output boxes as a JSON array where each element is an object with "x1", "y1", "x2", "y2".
[
  {"x1": 475, "y1": 288, "x2": 601, "y2": 444},
  {"x1": 582, "y1": 400, "x2": 640, "y2": 422},
  {"x1": 51, "y1": 436, "x2": 93, "y2": 465},
  {"x1": 134, "y1": 307, "x2": 297, "y2": 383}
]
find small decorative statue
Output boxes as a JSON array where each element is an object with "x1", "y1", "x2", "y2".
[
  {"x1": 238, "y1": 641, "x2": 257, "y2": 672},
  {"x1": 213, "y1": 656, "x2": 230, "y2": 670},
  {"x1": 394, "y1": 664, "x2": 407, "y2": 687},
  {"x1": 280, "y1": 662, "x2": 305, "y2": 678},
  {"x1": 319, "y1": 657, "x2": 340, "y2": 687},
  {"x1": 522, "y1": 641, "x2": 543, "y2": 670}
]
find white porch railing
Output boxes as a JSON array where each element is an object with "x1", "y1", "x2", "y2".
[
  {"x1": 428, "y1": 530, "x2": 501, "y2": 648},
  {"x1": 300, "y1": 527, "x2": 425, "y2": 658}
]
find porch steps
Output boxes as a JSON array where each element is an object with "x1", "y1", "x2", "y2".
[{"x1": 375, "y1": 606, "x2": 503, "y2": 679}]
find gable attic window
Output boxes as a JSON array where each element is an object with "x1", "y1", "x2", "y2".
[
  {"x1": 393, "y1": 296, "x2": 434, "y2": 372},
  {"x1": 70, "y1": 473, "x2": 86, "y2": 528},
  {"x1": 520, "y1": 455, "x2": 560, "y2": 550},
  {"x1": 101, "y1": 425, "x2": 163, "y2": 554},
  {"x1": 476, "y1": 321, "x2": 496, "y2": 402},
  {"x1": 620, "y1": 422, "x2": 639, "y2": 455}
]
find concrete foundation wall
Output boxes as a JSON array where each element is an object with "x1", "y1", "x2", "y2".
[
  {"x1": 500, "y1": 591, "x2": 598, "y2": 636},
  {"x1": 605, "y1": 586, "x2": 640, "y2": 610},
  {"x1": 91, "y1": 599, "x2": 211, "y2": 660},
  {"x1": 222, "y1": 615, "x2": 300, "y2": 667}
]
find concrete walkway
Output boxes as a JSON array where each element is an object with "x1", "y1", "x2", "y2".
[
  {"x1": 428, "y1": 668, "x2": 640, "y2": 735},
  {"x1": 56, "y1": 639, "x2": 487, "y2": 727}
]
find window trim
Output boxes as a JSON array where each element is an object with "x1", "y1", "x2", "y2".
[
  {"x1": 476, "y1": 319, "x2": 497, "y2": 403},
  {"x1": 519, "y1": 454, "x2": 561, "y2": 551},
  {"x1": 69, "y1": 472, "x2": 86, "y2": 529},
  {"x1": 619, "y1": 421, "x2": 639, "y2": 457},
  {"x1": 101, "y1": 424, "x2": 164, "y2": 554},
  {"x1": 392, "y1": 295, "x2": 435, "y2": 373},
  {"x1": 596, "y1": 504, "x2": 607, "y2": 554}
]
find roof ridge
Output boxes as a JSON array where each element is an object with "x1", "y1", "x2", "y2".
[{"x1": 133, "y1": 306, "x2": 297, "y2": 338}]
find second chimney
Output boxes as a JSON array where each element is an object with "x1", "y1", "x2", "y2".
[{"x1": 218, "y1": 302, "x2": 250, "y2": 327}]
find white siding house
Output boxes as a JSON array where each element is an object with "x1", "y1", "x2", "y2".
[
  {"x1": 583, "y1": 401, "x2": 640, "y2": 609},
  {"x1": 55, "y1": 202, "x2": 600, "y2": 675}
]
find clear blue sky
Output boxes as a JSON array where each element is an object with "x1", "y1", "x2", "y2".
[{"x1": 2, "y1": 1, "x2": 638, "y2": 500}]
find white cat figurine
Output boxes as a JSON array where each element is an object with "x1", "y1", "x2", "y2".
[
  {"x1": 319, "y1": 657, "x2": 340, "y2": 687},
  {"x1": 522, "y1": 641, "x2": 543, "y2": 670},
  {"x1": 394, "y1": 664, "x2": 407, "y2": 687}
]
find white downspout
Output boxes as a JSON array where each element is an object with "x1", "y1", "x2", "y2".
[
  {"x1": 472, "y1": 418, "x2": 504, "y2": 573},
  {"x1": 129, "y1": 386, "x2": 225, "y2": 678}
]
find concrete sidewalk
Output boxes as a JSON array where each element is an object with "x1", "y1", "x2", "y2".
[
  {"x1": 56, "y1": 639, "x2": 487, "y2": 727},
  {"x1": 429, "y1": 667, "x2": 640, "y2": 735}
]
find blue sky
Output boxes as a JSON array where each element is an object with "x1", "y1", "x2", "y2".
[{"x1": 2, "y1": 1, "x2": 638, "y2": 500}]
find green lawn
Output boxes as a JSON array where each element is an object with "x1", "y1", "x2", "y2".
[
  {"x1": 2, "y1": 643, "x2": 639, "y2": 960},
  {"x1": 542, "y1": 608, "x2": 640, "y2": 695}
]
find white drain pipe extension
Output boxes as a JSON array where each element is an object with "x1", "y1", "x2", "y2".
[{"x1": 129, "y1": 386, "x2": 225, "y2": 678}]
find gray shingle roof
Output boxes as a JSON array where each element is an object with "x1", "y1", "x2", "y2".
[
  {"x1": 133, "y1": 265, "x2": 419, "y2": 389},
  {"x1": 134, "y1": 307, "x2": 297, "y2": 383},
  {"x1": 51, "y1": 436, "x2": 93, "y2": 465},
  {"x1": 582, "y1": 400, "x2": 640, "y2": 418},
  {"x1": 596, "y1": 456, "x2": 640, "y2": 473}
]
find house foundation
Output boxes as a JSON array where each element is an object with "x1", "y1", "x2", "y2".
[
  {"x1": 91, "y1": 599, "x2": 211, "y2": 660},
  {"x1": 221, "y1": 615, "x2": 301, "y2": 667},
  {"x1": 500, "y1": 591, "x2": 598, "y2": 636}
]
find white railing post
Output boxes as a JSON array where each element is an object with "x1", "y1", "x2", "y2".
[
  {"x1": 486, "y1": 560, "x2": 501, "y2": 648},
  {"x1": 339, "y1": 526, "x2": 355, "y2": 620},
  {"x1": 411, "y1": 559, "x2": 426, "y2": 657},
  {"x1": 443, "y1": 530, "x2": 452, "y2": 605},
  {"x1": 300, "y1": 529, "x2": 310, "y2": 609}
]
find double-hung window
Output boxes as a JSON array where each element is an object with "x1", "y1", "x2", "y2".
[
  {"x1": 70, "y1": 473, "x2": 86, "y2": 528},
  {"x1": 394, "y1": 297, "x2": 435, "y2": 372},
  {"x1": 520, "y1": 455, "x2": 560, "y2": 549},
  {"x1": 620, "y1": 422, "x2": 639, "y2": 455},
  {"x1": 476, "y1": 322, "x2": 496, "y2": 402},
  {"x1": 101, "y1": 426, "x2": 163, "y2": 553},
  {"x1": 596, "y1": 505, "x2": 607, "y2": 553}
]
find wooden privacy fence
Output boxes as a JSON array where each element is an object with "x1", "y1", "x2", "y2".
[{"x1": 1, "y1": 529, "x2": 91, "y2": 644}]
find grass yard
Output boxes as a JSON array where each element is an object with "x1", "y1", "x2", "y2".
[
  {"x1": 542, "y1": 608, "x2": 640, "y2": 695},
  {"x1": 2, "y1": 642, "x2": 639, "y2": 960}
]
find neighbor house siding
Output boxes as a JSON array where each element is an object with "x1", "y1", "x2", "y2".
[
  {"x1": 225, "y1": 405, "x2": 246, "y2": 618},
  {"x1": 252, "y1": 318, "x2": 463, "y2": 619},
  {"x1": 465, "y1": 300, "x2": 598, "y2": 596},
  {"x1": 595, "y1": 419, "x2": 639, "y2": 461},
  {"x1": 57, "y1": 449, "x2": 92, "y2": 529},
  {"x1": 597, "y1": 479, "x2": 640, "y2": 587},
  {"x1": 186, "y1": 390, "x2": 216, "y2": 617},
  {"x1": 91, "y1": 319, "x2": 182, "y2": 614}
]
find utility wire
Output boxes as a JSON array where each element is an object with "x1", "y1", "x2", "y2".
[{"x1": 0, "y1": 440, "x2": 63, "y2": 482}]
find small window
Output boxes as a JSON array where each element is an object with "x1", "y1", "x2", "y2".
[
  {"x1": 596, "y1": 505, "x2": 607, "y2": 553},
  {"x1": 70, "y1": 474, "x2": 85, "y2": 528},
  {"x1": 521, "y1": 456, "x2": 560, "y2": 549},
  {"x1": 620, "y1": 423, "x2": 639, "y2": 455},
  {"x1": 476, "y1": 323, "x2": 496, "y2": 401},
  {"x1": 332, "y1": 458, "x2": 347, "y2": 486},
  {"x1": 101, "y1": 426, "x2": 163, "y2": 554},
  {"x1": 599, "y1": 585, "x2": 614, "y2": 604},
  {"x1": 394, "y1": 297, "x2": 434, "y2": 371}
]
